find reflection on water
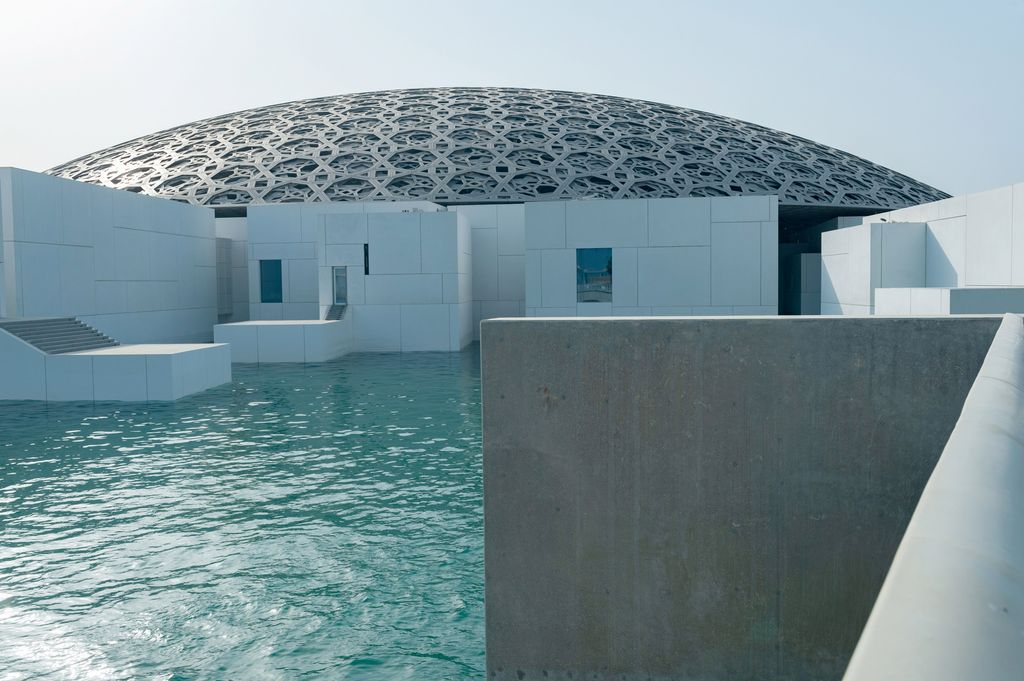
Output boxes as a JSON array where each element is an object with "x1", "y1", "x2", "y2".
[{"x1": 0, "y1": 348, "x2": 483, "y2": 680}]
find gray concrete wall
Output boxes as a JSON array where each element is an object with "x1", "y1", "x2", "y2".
[
  {"x1": 482, "y1": 315, "x2": 1001, "y2": 681},
  {"x1": 843, "y1": 314, "x2": 1024, "y2": 681}
]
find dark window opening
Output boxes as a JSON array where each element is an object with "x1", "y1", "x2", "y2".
[
  {"x1": 259, "y1": 259, "x2": 283, "y2": 303},
  {"x1": 363, "y1": 243, "x2": 370, "y2": 275},
  {"x1": 577, "y1": 248, "x2": 612, "y2": 303}
]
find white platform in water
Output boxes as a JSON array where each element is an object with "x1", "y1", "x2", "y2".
[
  {"x1": 213, "y1": 319, "x2": 351, "y2": 363},
  {"x1": 51, "y1": 343, "x2": 232, "y2": 401},
  {"x1": 0, "y1": 332, "x2": 232, "y2": 402}
]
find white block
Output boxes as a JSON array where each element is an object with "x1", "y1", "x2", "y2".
[
  {"x1": 325, "y1": 244, "x2": 365, "y2": 267},
  {"x1": 92, "y1": 355, "x2": 148, "y2": 401},
  {"x1": 637, "y1": 247, "x2": 711, "y2": 307},
  {"x1": 0, "y1": 333, "x2": 45, "y2": 400},
  {"x1": 287, "y1": 259, "x2": 319, "y2": 303},
  {"x1": 497, "y1": 204, "x2": 526, "y2": 255},
  {"x1": 480, "y1": 300, "x2": 521, "y2": 320},
  {"x1": 533, "y1": 307, "x2": 577, "y2": 317},
  {"x1": 577, "y1": 302, "x2": 612, "y2": 316},
  {"x1": 930, "y1": 195, "x2": 964, "y2": 219},
  {"x1": 353, "y1": 305, "x2": 402, "y2": 351},
  {"x1": 565, "y1": 199, "x2": 647, "y2": 248},
  {"x1": 282, "y1": 302, "x2": 318, "y2": 320},
  {"x1": 442, "y1": 273, "x2": 459, "y2": 304},
  {"x1": 964, "y1": 186, "x2": 1012, "y2": 285},
  {"x1": 472, "y1": 228, "x2": 498, "y2": 300},
  {"x1": 16, "y1": 243, "x2": 62, "y2": 316},
  {"x1": 113, "y1": 227, "x2": 150, "y2": 281},
  {"x1": 420, "y1": 212, "x2": 458, "y2": 273},
  {"x1": 652, "y1": 306, "x2": 695, "y2": 315},
  {"x1": 303, "y1": 321, "x2": 349, "y2": 362},
  {"x1": 711, "y1": 222, "x2": 761, "y2": 306},
  {"x1": 612, "y1": 247, "x2": 638, "y2": 307},
  {"x1": 454, "y1": 204, "x2": 498, "y2": 229},
  {"x1": 285, "y1": 242, "x2": 316, "y2": 260},
  {"x1": 648, "y1": 198, "x2": 711, "y2": 246},
  {"x1": 541, "y1": 249, "x2": 576, "y2": 308},
  {"x1": 879, "y1": 223, "x2": 925, "y2": 288},
  {"x1": 400, "y1": 304, "x2": 450, "y2": 351},
  {"x1": 847, "y1": 224, "x2": 877, "y2": 308},
  {"x1": 710, "y1": 195, "x2": 770, "y2": 222},
  {"x1": 910, "y1": 288, "x2": 946, "y2": 316},
  {"x1": 368, "y1": 212, "x2": 421, "y2": 274},
  {"x1": 256, "y1": 324, "x2": 305, "y2": 362},
  {"x1": 364, "y1": 274, "x2": 443, "y2": 305},
  {"x1": 612, "y1": 306, "x2": 652, "y2": 316},
  {"x1": 821, "y1": 227, "x2": 850, "y2": 256},
  {"x1": 59, "y1": 246, "x2": 96, "y2": 315},
  {"x1": 145, "y1": 354, "x2": 179, "y2": 401},
  {"x1": 1012, "y1": 183, "x2": 1024, "y2": 285},
  {"x1": 525, "y1": 202, "x2": 566, "y2": 250},
  {"x1": 44, "y1": 355, "x2": 94, "y2": 401},
  {"x1": 525, "y1": 250, "x2": 542, "y2": 308},
  {"x1": 59, "y1": 180, "x2": 93, "y2": 247},
  {"x1": 760, "y1": 221, "x2": 778, "y2": 307},
  {"x1": 347, "y1": 270, "x2": 366, "y2": 305},
  {"x1": 213, "y1": 323, "x2": 259, "y2": 363},
  {"x1": 248, "y1": 205, "x2": 302, "y2": 243},
  {"x1": 497, "y1": 255, "x2": 525, "y2": 301},
  {"x1": 252, "y1": 243, "x2": 289, "y2": 261},
  {"x1": 873, "y1": 288, "x2": 912, "y2": 315}
]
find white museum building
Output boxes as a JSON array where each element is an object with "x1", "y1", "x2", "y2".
[{"x1": 0, "y1": 87, "x2": 1020, "y2": 401}]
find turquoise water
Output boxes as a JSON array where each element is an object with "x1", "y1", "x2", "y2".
[{"x1": 0, "y1": 349, "x2": 484, "y2": 680}]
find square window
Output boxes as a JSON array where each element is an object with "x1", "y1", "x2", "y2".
[
  {"x1": 577, "y1": 248, "x2": 612, "y2": 303},
  {"x1": 259, "y1": 259, "x2": 283, "y2": 303}
]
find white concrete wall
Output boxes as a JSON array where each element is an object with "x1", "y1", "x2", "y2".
[
  {"x1": 246, "y1": 201, "x2": 471, "y2": 352},
  {"x1": 876, "y1": 286, "x2": 1024, "y2": 316},
  {"x1": 0, "y1": 168, "x2": 217, "y2": 342},
  {"x1": 821, "y1": 222, "x2": 926, "y2": 315},
  {"x1": 781, "y1": 253, "x2": 821, "y2": 315},
  {"x1": 524, "y1": 196, "x2": 778, "y2": 316},
  {"x1": 214, "y1": 319, "x2": 352, "y2": 363},
  {"x1": 823, "y1": 181, "x2": 1024, "y2": 315},
  {"x1": 453, "y1": 204, "x2": 525, "y2": 339},
  {"x1": 865, "y1": 183, "x2": 1024, "y2": 288}
]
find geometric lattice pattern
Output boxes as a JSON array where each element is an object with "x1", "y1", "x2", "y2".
[{"x1": 48, "y1": 87, "x2": 949, "y2": 210}]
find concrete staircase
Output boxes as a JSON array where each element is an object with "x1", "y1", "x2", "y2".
[
  {"x1": 0, "y1": 318, "x2": 119, "y2": 354},
  {"x1": 325, "y1": 304, "x2": 347, "y2": 320}
]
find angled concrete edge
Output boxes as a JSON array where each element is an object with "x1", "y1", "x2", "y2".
[{"x1": 843, "y1": 313, "x2": 1024, "y2": 680}]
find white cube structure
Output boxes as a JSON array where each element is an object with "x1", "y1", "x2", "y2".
[
  {"x1": 213, "y1": 319, "x2": 352, "y2": 363},
  {"x1": 240, "y1": 201, "x2": 472, "y2": 354},
  {"x1": 524, "y1": 196, "x2": 779, "y2": 317},
  {"x1": 0, "y1": 167, "x2": 218, "y2": 342},
  {"x1": 821, "y1": 181, "x2": 1024, "y2": 316}
]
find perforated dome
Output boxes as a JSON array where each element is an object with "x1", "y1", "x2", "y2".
[{"x1": 48, "y1": 87, "x2": 948, "y2": 215}]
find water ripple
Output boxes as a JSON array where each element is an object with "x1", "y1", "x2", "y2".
[{"x1": 0, "y1": 349, "x2": 483, "y2": 680}]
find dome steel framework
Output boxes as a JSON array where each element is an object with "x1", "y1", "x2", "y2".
[{"x1": 48, "y1": 88, "x2": 948, "y2": 213}]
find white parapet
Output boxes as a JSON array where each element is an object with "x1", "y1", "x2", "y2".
[
  {"x1": 213, "y1": 319, "x2": 351, "y2": 363},
  {"x1": 843, "y1": 313, "x2": 1024, "y2": 680},
  {"x1": 875, "y1": 286, "x2": 1024, "y2": 316}
]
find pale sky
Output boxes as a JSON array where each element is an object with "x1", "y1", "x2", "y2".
[{"x1": 1, "y1": 0, "x2": 1021, "y2": 196}]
